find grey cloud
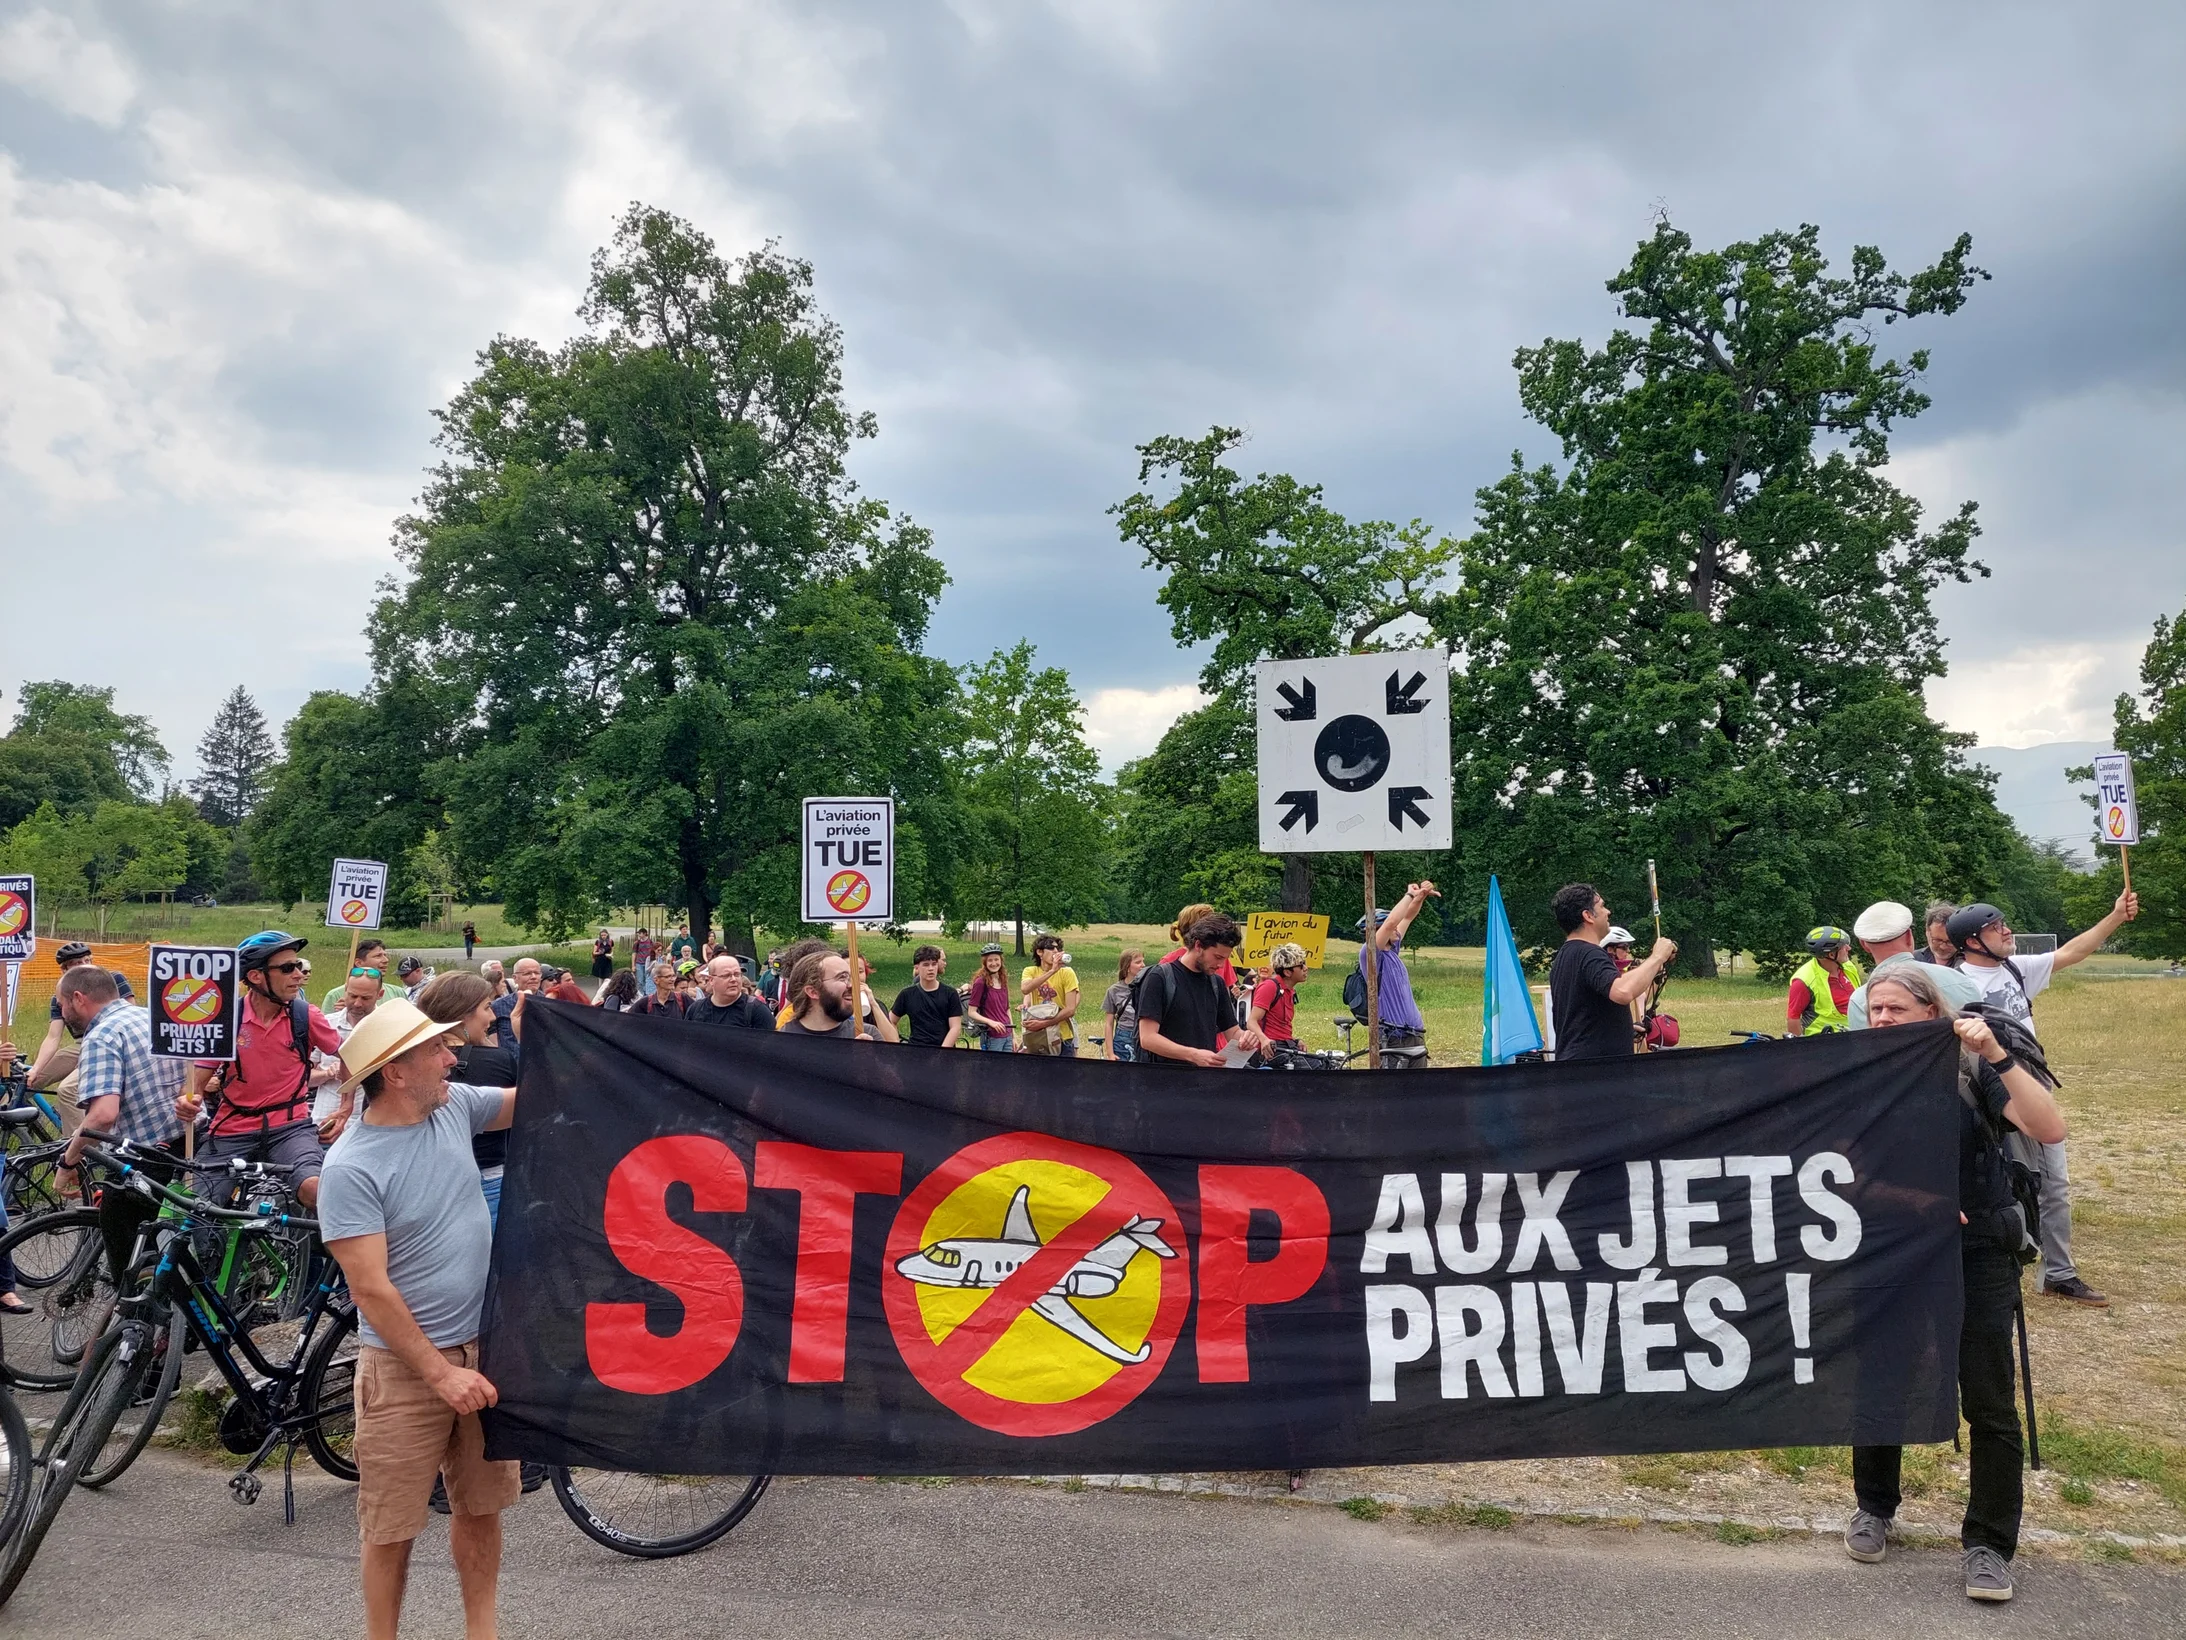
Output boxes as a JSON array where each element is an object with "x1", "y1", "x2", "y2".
[{"x1": 1, "y1": 0, "x2": 2180, "y2": 770}]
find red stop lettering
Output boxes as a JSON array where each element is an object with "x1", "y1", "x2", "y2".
[
  {"x1": 752, "y1": 1143, "x2": 903, "y2": 1383},
  {"x1": 1194, "y1": 1165, "x2": 1330, "y2": 1383},
  {"x1": 587, "y1": 1136, "x2": 748, "y2": 1395}
]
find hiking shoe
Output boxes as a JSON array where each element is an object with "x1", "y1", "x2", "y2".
[
  {"x1": 2042, "y1": 1277, "x2": 2110, "y2": 1308},
  {"x1": 1843, "y1": 1509, "x2": 1890, "y2": 1563},
  {"x1": 1964, "y1": 1545, "x2": 2014, "y2": 1601}
]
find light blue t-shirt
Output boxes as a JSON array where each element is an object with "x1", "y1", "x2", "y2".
[
  {"x1": 319, "y1": 1082, "x2": 502, "y2": 1351},
  {"x1": 1847, "y1": 950, "x2": 1987, "y2": 1030}
]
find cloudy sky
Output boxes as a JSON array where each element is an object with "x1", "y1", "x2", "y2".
[{"x1": 2, "y1": 1, "x2": 2181, "y2": 791}]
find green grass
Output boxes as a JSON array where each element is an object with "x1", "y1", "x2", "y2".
[
  {"x1": 2040, "y1": 1415, "x2": 2186, "y2": 1507},
  {"x1": 1409, "y1": 1500, "x2": 1514, "y2": 1529},
  {"x1": 1339, "y1": 1496, "x2": 1393, "y2": 1521}
]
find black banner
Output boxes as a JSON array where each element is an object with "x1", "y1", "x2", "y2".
[
  {"x1": 481, "y1": 1004, "x2": 1964, "y2": 1474},
  {"x1": 147, "y1": 943, "x2": 240, "y2": 1060}
]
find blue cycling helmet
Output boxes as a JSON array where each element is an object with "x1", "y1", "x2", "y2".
[{"x1": 236, "y1": 930, "x2": 309, "y2": 975}]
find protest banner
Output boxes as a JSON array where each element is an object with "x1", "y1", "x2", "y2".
[
  {"x1": 1237, "y1": 911, "x2": 1330, "y2": 969},
  {"x1": 325, "y1": 859, "x2": 389, "y2": 932},
  {"x1": 801, "y1": 798, "x2": 895, "y2": 924},
  {"x1": 147, "y1": 944, "x2": 241, "y2": 1060},
  {"x1": 2093, "y1": 751, "x2": 2139, "y2": 892},
  {"x1": 482, "y1": 1008, "x2": 1962, "y2": 1475},
  {"x1": 0, "y1": 873, "x2": 34, "y2": 964}
]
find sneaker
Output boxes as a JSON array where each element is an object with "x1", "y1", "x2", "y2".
[
  {"x1": 1964, "y1": 1545, "x2": 2014, "y2": 1602},
  {"x1": 1843, "y1": 1508, "x2": 1891, "y2": 1563},
  {"x1": 2042, "y1": 1277, "x2": 2110, "y2": 1308}
]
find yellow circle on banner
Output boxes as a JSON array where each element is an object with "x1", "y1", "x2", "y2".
[
  {"x1": 909, "y1": 1159, "x2": 1162, "y2": 1406},
  {"x1": 824, "y1": 870, "x2": 871, "y2": 915},
  {"x1": 163, "y1": 975, "x2": 222, "y2": 1024},
  {"x1": 340, "y1": 899, "x2": 369, "y2": 925},
  {"x1": 2108, "y1": 805, "x2": 2126, "y2": 838}
]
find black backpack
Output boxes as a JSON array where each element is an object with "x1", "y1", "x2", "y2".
[
  {"x1": 1954, "y1": 1002, "x2": 2049, "y2": 1262},
  {"x1": 1342, "y1": 961, "x2": 1369, "y2": 1022}
]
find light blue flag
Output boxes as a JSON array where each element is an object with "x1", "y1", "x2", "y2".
[{"x1": 1481, "y1": 874, "x2": 1545, "y2": 1066}]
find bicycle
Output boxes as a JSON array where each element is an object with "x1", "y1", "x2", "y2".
[
  {"x1": 0, "y1": 1142, "x2": 361, "y2": 1608},
  {"x1": 1330, "y1": 1016, "x2": 1430, "y2": 1070},
  {"x1": 0, "y1": 1059, "x2": 71, "y2": 1227}
]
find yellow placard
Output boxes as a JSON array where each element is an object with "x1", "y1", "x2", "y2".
[{"x1": 1238, "y1": 911, "x2": 1330, "y2": 969}]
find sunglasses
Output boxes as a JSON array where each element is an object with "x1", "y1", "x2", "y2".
[
  {"x1": 351, "y1": 966, "x2": 383, "y2": 978},
  {"x1": 266, "y1": 961, "x2": 307, "y2": 975}
]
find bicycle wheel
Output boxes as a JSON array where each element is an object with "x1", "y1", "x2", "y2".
[
  {"x1": 0, "y1": 1384, "x2": 28, "y2": 1546},
  {"x1": 2, "y1": 1148, "x2": 69, "y2": 1226},
  {"x1": 551, "y1": 1467, "x2": 770, "y2": 1558},
  {"x1": 78, "y1": 1304, "x2": 184, "y2": 1488},
  {"x1": 0, "y1": 1210, "x2": 114, "y2": 1390},
  {"x1": 299, "y1": 1303, "x2": 361, "y2": 1482},
  {"x1": 0, "y1": 1321, "x2": 143, "y2": 1607}
]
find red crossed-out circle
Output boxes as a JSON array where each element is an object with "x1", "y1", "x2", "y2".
[
  {"x1": 884, "y1": 1132, "x2": 1189, "y2": 1438},
  {"x1": 340, "y1": 898, "x2": 370, "y2": 925},
  {"x1": 0, "y1": 892, "x2": 25, "y2": 938},
  {"x1": 824, "y1": 870, "x2": 871, "y2": 914},
  {"x1": 2108, "y1": 805, "x2": 2127, "y2": 838},
  {"x1": 162, "y1": 975, "x2": 223, "y2": 1025}
]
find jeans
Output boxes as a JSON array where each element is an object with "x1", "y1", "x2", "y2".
[
  {"x1": 2009, "y1": 1132, "x2": 2077, "y2": 1286},
  {"x1": 1853, "y1": 1241, "x2": 2025, "y2": 1557},
  {"x1": 479, "y1": 1167, "x2": 503, "y2": 1229},
  {"x1": 1059, "y1": 1039, "x2": 1077, "y2": 1059},
  {"x1": 979, "y1": 1034, "x2": 1013, "y2": 1052},
  {"x1": 1111, "y1": 1027, "x2": 1139, "y2": 1063}
]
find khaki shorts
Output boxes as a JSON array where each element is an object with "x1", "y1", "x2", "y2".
[{"x1": 354, "y1": 1341, "x2": 520, "y2": 1544}]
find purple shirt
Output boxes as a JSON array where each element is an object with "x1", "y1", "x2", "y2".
[{"x1": 1360, "y1": 939, "x2": 1425, "y2": 1031}]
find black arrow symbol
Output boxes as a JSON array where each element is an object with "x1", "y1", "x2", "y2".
[
  {"x1": 1276, "y1": 790, "x2": 1320, "y2": 833},
  {"x1": 1274, "y1": 678, "x2": 1317, "y2": 721},
  {"x1": 1388, "y1": 786, "x2": 1432, "y2": 829},
  {"x1": 1385, "y1": 669, "x2": 1429, "y2": 715}
]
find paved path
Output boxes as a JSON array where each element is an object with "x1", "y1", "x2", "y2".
[{"x1": 11, "y1": 1451, "x2": 2181, "y2": 1638}]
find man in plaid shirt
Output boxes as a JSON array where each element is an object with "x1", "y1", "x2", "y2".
[{"x1": 56, "y1": 966, "x2": 184, "y2": 1278}]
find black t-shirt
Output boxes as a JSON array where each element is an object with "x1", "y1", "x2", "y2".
[
  {"x1": 781, "y1": 1017, "x2": 856, "y2": 1038},
  {"x1": 892, "y1": 983, "x2": 963, "y2": 1047},
  {"x1": 1136, "y1": 960, "x2": 1237, "y2": 1061},
  {"x1": 686, "y1": 994, "x2": 776, "y2": 1030},
  {"x1": 455, "y1": 1039, "x2": 519, "y2": 1171},
  {"x1": 1550, "y1": 939, "x2": 1632, "y2": 1063}
]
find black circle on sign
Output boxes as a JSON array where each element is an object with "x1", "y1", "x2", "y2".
[{"x1": 1314, "y1": 715, "x2": 1391, "y2": 792}]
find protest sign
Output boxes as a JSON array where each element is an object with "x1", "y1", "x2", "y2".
[
  {"x1": 325, "y1": 859, "x2": 389, "y2": 931},
  {"x1": 1255, "y1": 648, "x2": 1453, "y2": 852},
  {"x1": 147, "y1": 944, "x2": 241, "y2": 1060},
  {"x1": 2093, "y1": 752, "x2": 2139, "y2": 847},
  {"x1": 801, "y1": 798, "x2": 895, "y2": 924},
  {"x1": 0, "y1": 874, "x2": 34, "y2": 963},
  {"x1": 483, "y1": 1009, "x2": 1962, "y2": 1475},
  {"x1": 1238, "y1": 911, "x2": 1330, "y2": 968}
]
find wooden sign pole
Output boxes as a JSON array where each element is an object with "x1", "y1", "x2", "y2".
[
  {"x1": 1362, "y1": 851, "x2": 1380, "y2": 1072},
  {"x1": 843, "y1": 919, "x2": 864, "y2": 1038},
  {"x1": 2121, "y1": 844, "x2": 2133, "y2": 896}
]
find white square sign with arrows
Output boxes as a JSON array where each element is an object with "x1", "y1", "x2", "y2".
[{"x1": 1255, "y1": 647, "x2": 1453, "y2": 853}]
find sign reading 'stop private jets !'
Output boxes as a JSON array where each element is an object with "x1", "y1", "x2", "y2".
[{"x1": 1255, "y1": 648, "x2": 1453, "y2": 853}]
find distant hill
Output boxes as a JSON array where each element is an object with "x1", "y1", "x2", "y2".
[{"x1": 1970, "y1": 741, "x2": 2106, "y2": 856}]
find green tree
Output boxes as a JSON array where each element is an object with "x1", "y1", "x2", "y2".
[
  {"x1": 8, "y1": 681, "x2": 168, "y2": 799},
  {"x1": 372, "y1": 205, "x2": 961, "y2": 947},
  {"x1": 1433, "y1": 220, "x2": 2011, "y2": 975},
  {"x1": 957, "y1": 643, "x2": 1111, "y2": 954},
  {"x1": 1112, "y1": 427, "x2": 1459, "y2": 910},
  {"x1": 2067, "y1": 605, "x2": 2186, "y2": 960},
  {"x1": 249, "y1": 688, "x2": 450, "y2": 926},
  {"x1": 1111, "y1": 697, "x2": 1268, "y2": 920},
  {"x1": 0, "y1": 803, "x2": 90, "y2": 907},
  {"x1": 190, "y1": 685, "x2": 276, "y2": 828}
]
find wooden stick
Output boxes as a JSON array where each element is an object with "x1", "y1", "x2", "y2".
[
  {"x1": 2121, "y1": 844, "x2": 2133, "y2": 896},
  {"x1": 843, "y1": 919, "x2": 864, "y2": 1038},
  {"x1": 1362, "y1": 852, "x2": 1380, "y2": 1072},
  {"x1": 1647, "y1": 857, "x2": 1662, "y2": 945}
]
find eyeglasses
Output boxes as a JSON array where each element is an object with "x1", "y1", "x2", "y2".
[
  {"x1": 266, "y1": 961, "x2": 307, "y2": 975},
  {"x1": 351, "y1": 966, "x2": 383, "y2": 978}
]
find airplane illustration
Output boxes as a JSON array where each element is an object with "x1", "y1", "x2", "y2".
[{"x1": 894, "y1": 1185, "x2": 1176, "y2": 1365}]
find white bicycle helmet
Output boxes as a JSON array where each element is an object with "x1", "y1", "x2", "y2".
[{"x1": 1603, "y1": 926, "x2": 1636, "y2": 947}]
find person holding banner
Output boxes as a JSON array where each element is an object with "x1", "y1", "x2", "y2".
[
  {"x1": 1851, "y1": 963, "x2": 2067, "y2": 1603},
  {"x1": 781, "y1": 949, "x2": 897, "y2": 1040}
]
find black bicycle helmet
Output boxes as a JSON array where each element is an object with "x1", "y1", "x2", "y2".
[
  {"x1": 1944, "y1": 903, "x2": 2005, "y2": 951},
  {"x1": 1804, "y1": 925, "x2": 1851, "y2": 957},
  {"x1": 54, "y1": 941, "x2": 93, "y2": 964},
  {"x1": 236, "y1": 929, "x2": 309, "y2": 974}
]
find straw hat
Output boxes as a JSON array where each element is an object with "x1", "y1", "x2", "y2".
[{"x1": 336, "y1": 997, "x2": 454, "y2": 1097}]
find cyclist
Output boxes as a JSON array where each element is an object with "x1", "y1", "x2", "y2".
[
  {"x1": 1248, "y1": 943, "x2": 1309, "y2": 1060},
  {"x1": 1787, "y1": 926, "x2": 1862, "y2": 1036},
  {"x1": 175, "y1": 931, "x2": 344, "y2": 1209},
  {"x1": 5, "y1": 941, "x2": 135, "y2": 1127}
]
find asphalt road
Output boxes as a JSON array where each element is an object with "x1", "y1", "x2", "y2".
[{"x1": 8, "y1": 1453, "x2": 2182, "y2": 1639}]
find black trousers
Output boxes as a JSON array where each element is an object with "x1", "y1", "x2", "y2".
[
  {"x1": 97, "y1": 1154, "x2": 183, "y2": 1284},
  {"x1": 1853, "y1": 1241, "x2": 2025, "y2": 1557}
]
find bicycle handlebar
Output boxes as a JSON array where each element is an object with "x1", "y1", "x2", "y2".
[{"x1": 84, "y1": 1142, "x2": 320, "y2": 1234}]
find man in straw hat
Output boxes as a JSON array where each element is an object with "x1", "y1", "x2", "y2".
[{"x1": 316, "y1": 996, "x2": 520, "y2": 1640}]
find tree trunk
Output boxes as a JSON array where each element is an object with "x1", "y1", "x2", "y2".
[
  {"x1": 1014, "y1": 903, "x2": 1026, "y2": 957},
  {"x1": 1281, "y1": 853, "x2": 1313, "y2": 913}
]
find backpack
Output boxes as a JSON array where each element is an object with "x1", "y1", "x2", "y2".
[
  {"x1": 208, "y1": 996, "x2": 315, "y2": 1121},
  {"x1": 1343, "y1": 953, "x2": 1370, "y2": 1021}
]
